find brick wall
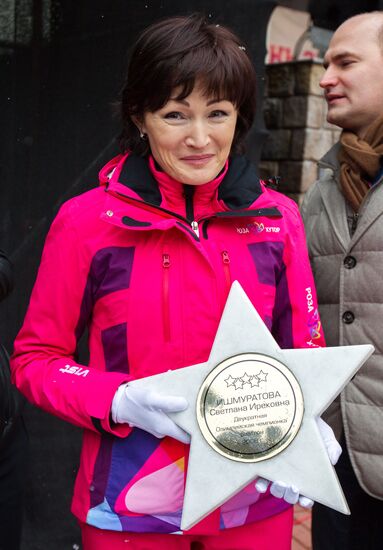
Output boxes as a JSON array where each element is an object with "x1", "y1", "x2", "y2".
[{"x1": 260, "y1": 60, "x2": 341, "y2": 204}]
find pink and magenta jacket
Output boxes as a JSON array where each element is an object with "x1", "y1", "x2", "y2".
[{"x1": 11, "y1": 153, "x2": 325, "y2": 534}]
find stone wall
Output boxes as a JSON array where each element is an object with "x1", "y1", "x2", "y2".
[{"x1": 260, "y1": 60, "x2": 341, "y2": 204}]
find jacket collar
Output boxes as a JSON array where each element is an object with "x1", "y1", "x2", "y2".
[
  {"x1": 102, "y1": 153, "x2": 263, "y2": 211},
  {"x1": 218, "y1": 155, "x2": 263, "y2": 209}
]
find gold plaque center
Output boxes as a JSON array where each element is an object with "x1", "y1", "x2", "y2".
[{"x1": 196, "y1": 353, "x2": 304, "y2": 462}]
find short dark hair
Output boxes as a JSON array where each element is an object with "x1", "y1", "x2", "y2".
[{"x1": 118, "y1": 14, "x2": 257, "y2": 156}]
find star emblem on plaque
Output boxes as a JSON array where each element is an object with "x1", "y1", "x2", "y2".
[{"x1": 131, "y1": 282, "x2": 373, "y2": 530}]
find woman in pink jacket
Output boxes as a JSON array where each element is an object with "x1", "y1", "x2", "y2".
[{"x1": 11, "y1": 14, "x2": 340, "y2": 550}]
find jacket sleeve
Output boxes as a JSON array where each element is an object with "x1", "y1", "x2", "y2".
[
  {"x1": 0, "y1": 249, "x2": 14, "y2": 303},
  {"x1": 272, "y1": 200, "x2": 326, "y2": 349},
  {"x1": 11, "y1": 201, "x2": 132, "y2": 436}
]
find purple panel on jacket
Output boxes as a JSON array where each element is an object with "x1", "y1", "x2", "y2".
[
  {"x1": 119, "y1": 513, "x2": 180, "y2": 534},
  {"x1": 101, "y1": 323, "x2": 129, "y2": 373},
  {"x1": 92, "y1": 247, "x2": 135, "y2": 301},
  {"x1": 247, "y1": 242, "x2": 293, "y2": 348},
  {"x1": 271, "y1": 267, "x2": 293, "y2": 348},
  {"x1": 90, "y1": 436, "x2": 114, "y2": 509},
  {"x1": 264, "y1": 315, "x2": 272, "y2": 331},
  {"x1": 247, "y1": 241, "x2": 284, "y2": 286},
  {"x1": 245, "y1": 493, "x2": 291, "y2": 524},
  {"x1": 75, "y1": 246, "x2": 135, "y2": 340}
]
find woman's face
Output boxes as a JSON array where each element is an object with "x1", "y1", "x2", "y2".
[{"x1": 140, "y1": 83, "x2": 238, "y2": 185}]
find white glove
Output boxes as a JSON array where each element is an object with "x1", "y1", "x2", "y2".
[
  {"x1": 255, "y1": 417, "x2": 342, "y2": 507},
  {"x1": 255, "y1": 478, "x2": 314, "y2": 508},
  {"x1": 111, "y1": 383, "x2": 190, "y2": 444},
  {"x1": 316, "y1": 416, "x2": 342, "y2": 466}
]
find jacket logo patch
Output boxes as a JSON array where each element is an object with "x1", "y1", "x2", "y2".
[
  {"x1": 59, "y1": 364, "x2": 89, "y2": 377},
  {"x1": 236, "y1": 222, "x2": 280, "y2": 235},
  {"x1": 305, "y1": 287, "x2": 322, "y2": 343},
  {"x1": 308, "y1": 315, "x2": 322, "y2": 340}
]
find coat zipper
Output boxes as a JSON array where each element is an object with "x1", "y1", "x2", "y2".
[
  {"x1": 221, "y1": 250, "x2": 231, "y2": 293},
  {"x1": 162, "y1": 253, "x2": 171, "y2": 342}
]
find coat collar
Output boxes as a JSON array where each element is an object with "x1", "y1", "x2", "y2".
[
  {"x1": 316, "y1": 141, "x2": 383, "y2": 251},
  {"x1": 315, "y1": 167, "x2": 350, "y2": 252},
  {"x1": 318, "y1": 142, "x2": 340, "y2": 173}
]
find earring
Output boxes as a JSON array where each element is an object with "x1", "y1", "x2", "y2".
[{"x1": 139, "y1": 130, "x2": 147, "y2": 140}]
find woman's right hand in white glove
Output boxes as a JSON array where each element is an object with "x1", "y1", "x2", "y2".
[
  {"x1": 111, "y1": 383, "x2": 190, "y2": 444},
  {"x1": 255, "y1": 417, "x2": 342, "y2": 508}
]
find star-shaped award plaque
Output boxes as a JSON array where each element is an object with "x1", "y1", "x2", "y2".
[{"x1": 130, "y1": 282, "x2": 373, "y2": 530}]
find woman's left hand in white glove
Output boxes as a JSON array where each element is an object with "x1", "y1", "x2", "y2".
[{"x1": 255, "y1": 417, "x2": 342, "y2": 507}]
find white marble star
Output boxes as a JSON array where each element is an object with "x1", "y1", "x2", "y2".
[{"x1": 130, "y1": 281, "x2": 373, "y2": 530}]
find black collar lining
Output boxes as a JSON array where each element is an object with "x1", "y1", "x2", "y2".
[{"x1": 116, "y1": 154, "x2": 263, "y2": 210}]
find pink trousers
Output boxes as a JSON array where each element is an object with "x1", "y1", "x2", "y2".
[{"x1": 81, "y1": 507, "x2": 293, "y2": 550}]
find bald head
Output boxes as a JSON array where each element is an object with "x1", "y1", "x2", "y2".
[
  {"x1": 335, "y1": 12, "x2": 383, "y2": 54},
  {"x1": 321, "y1": 12, "x2": 383, "y2": 137}
]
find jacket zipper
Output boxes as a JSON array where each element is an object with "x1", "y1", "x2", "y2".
[
  {"x1": 162, "y1": 253, "x2": 171, "y2": 342},
  {"x1": 191, "y1": 221, "x2": 199, "y2": 238},
  {"x1": 221, "y1": 250, "x2": 231, "y2": 293},
  {"x1": 184, "y1": 185, "x2": 200, "y2": 237}
]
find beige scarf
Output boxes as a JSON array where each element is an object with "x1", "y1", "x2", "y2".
[{"x1": 338, "y1": 117, "x2": 383, "y2": 211}]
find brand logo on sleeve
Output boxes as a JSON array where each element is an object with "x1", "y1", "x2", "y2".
[{"x1": 59, "y1": 364, "x2": 89, "y2": 377}]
